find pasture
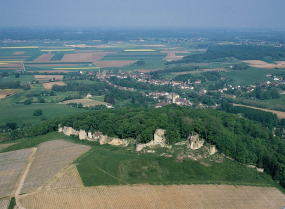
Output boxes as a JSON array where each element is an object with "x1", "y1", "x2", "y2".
[
  {"x1": 34, "y1": 75, "x2": 64, "y2": 81},
  {"x1": 0, "y1": 103, "x2": 86, "y2": 127}
]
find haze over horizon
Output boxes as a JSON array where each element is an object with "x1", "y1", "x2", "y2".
[{"x1": 1, "y1": 0, "x2": 285, "y2": 29}]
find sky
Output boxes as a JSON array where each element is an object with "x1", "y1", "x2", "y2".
[{"x1": 1, "y1": 0, "x2": 285, "y2": 28}]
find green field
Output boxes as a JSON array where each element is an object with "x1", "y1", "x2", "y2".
[
  {"x1": 221, "y1": 67, "x2": 285, "y2": 86},
  {"x1": 0, "y1": 103, "x2": 86, "y2": 127}
]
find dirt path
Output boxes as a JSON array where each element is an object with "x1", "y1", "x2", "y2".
[{"x1": 15, "y1": 147, "x2": 37, "y2": 209}]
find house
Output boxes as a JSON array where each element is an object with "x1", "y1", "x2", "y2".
[
  {"x1": 194, "y1": 80, "x2": 201, "y2": 84},
  {"x1": 106, "y1": 103, "x2": 113, "y2": 108},
  {"x1": 86, "y1": 93, "x2": 92, "y2": 98}
]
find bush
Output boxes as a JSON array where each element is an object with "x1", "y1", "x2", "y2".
[
  {"x1": 33, "y1": 109, "x2": 43, "y2": 116},
  {"x1": 24, "y1": 100, "x2": 31, "y2": 105}
]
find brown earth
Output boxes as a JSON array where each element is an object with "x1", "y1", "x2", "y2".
[
  {"x1": 35, "y1": 75, "x2": 64, "y2": 80},
  {"x1": 0, "y1": 90, "x2": 19, "y2": 99},
  {"x1": 233, "y1": 103, "x2": 285, "y2": 119},
  {"x1": 33, "y1": 54, "x2": 55, "y2": 62},
  {"x1": 13, "y1": 51, "x2": 26, "y2": 55},
  {"x1": 25, "y1": 64, "x2": 80, "y2": 67},
  {"x1": 0, "y1": 143, "x2": 16, "y2": 151},
  {"x1": 173, "y1": 68, "x2": 228, "y2": 75},
  {"x1": 20, "y1": 140, "x2": 90, "y2": 194},
  {"x1": 29, "y1": 70, "x2": 71, "y2": 73},
  {"x1": 61, "y1": 52, "x2": 110, "y2": 62},
  {"x1": 42, "y1": 164, "x2": 84, "y2": 190},
  {"x1": 0, "y1": 148, "x2": 33, "y2": 198},
  {"x1": 134, "y1": 69, "x2": 162, "y2": 73},
  {"x1": 93, "y1": 60, "x2": 136, "y2": 68},
  {"x1": 243, "y1": 60, "x2": 285, "y2": 69},
  {"x1": 19, "y1": 184, "x2": 285, "y2": 209},
  {"x1": 63, "y1": 98, "x2": 107, "y2": 107},
  {"x1": 42, "y1": 81, "x2": 66, "y2": 89},
  {"x1": 161, "y1": 50, "x2": 190, "y2": 61}
]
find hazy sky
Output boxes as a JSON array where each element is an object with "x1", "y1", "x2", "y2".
[{"x1": 1, "y1": 0, "x2": 285, "y2": 28}]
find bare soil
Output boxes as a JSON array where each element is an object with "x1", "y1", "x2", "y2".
[
  {"x1": 35, "y1": 75, "x2": 64, "y2": 80},
  {"x1": 243, "y1": 60, "x2": 285, "y2": 69},
  {"x1": 93, "y1": 60, "x2": 136, "y2": 68},
  {"x1": 19, "y1": 184, "x2": 285, "y2": 209},
  {"x1": 161, "y1": 50, "x2": 190, "y2": 61},
  {"x1": 0, "y1": 143, "x2": 16, "y2": 151},
  {"x1": 0, "y1": 148, "x2": 33, "y2": 198},
  {"x1": 21, "y1": 140, "x2": 90, "y2": 194},
  {"x1": 61, "y1": 52, "x2": 110, "y2": 62},
  {"x1": 13, "y1": 51, "x2": 26, "y2": 55},
  {"x1": 42, "y1": 81, "x2": 66, "y2": 89},
  {"x1": 134, "y1": 69, "x2": 162, "y2": 73},
  {"x1": 33, "y1": 54, "x2": 55, "y2": 62}
]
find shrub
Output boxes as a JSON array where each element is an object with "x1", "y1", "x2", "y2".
[{"x1": 33, "y1": 109, "x2": 43, "y2": 116}]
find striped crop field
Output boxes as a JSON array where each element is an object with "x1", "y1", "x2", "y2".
[
  {"x1": 0, "y1": 46, "x2": 39, "y2": 49},
  {"x1": 53, "y1": 67, "x2": 99, "y2": 70},
  {"x1": 124, "y1": 49, "x2": 156, "y2": 52},
  {"x1": 40, "y1": 49, "x2": 75, "y2": 52}
]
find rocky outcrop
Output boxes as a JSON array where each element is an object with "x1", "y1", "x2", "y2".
[
  {"x1": 153, "y1": 129, "x2": 166, "y2": 146},
  {"x1": 209, "y1": 145, "x2": 218, "y2": 155},
  {"x1": 63, "y1": 126, "x2": 79, "y2": 136},
  {"x1": 79, "y1": 130, "x2": 87, "y2": 140},
  {"x1": 93, "y1": 132, "x2": 103, "y2": 140},
  {"x1": 58, "y1": 124, "x2": 63, "y2": 133},
  {"x1": 108, "y1": 138, "x2": 129, "y2": 146},
  {"x1": 99, "y1": 135, "x2": 108, "y2": 145},
  {"x1": 136, "y1": 129, "x2": 169, "y2": 151},
  {"x1": 187, "y1": 133, "x2": 204, "y2": 150}
]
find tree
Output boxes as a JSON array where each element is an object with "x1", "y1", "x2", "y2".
[
  {"x1": 24, "y1": 100, "x2": 31, "y2": 105},
  {"x1": 33, "y1": 109, "x2": 43, "y2": 116},
  {"x1": 40, "y1": 99, "x2": 45, "y2": 103},
  {"x1": 78, "y1": 103, "x2": 83, "y2": 108}
]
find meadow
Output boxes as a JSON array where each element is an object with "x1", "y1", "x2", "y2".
[{"x1": 0, "y1": 103, "x2": 86, "y2": 127}]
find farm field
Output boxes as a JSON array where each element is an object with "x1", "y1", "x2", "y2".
[
  {"x1": 0, "y1": 148, "x2": 33, "y2": 198},
  {"x1": 18, "y1": 184, "x2": 285, "y2": 209},
  {"x1": 0, "y1": 131, "x2": 284, "y2": 208},
  {"x1": 243, "y1": 60, "x2": 285, "y2": 69},
  {"x1": 0, "y1": 103, "x2": 86, "y2": 127},
  {"x1": 0, "y1": 89, "x2": 19, "y2": 99},
  {"x1": 42, "y1": 81, "x2": 66, "y2": 89},
  {"x1": 34, "y1": 75, "x2": 64, "y2": 81},
  {"x1": 172, "y1": 68, "x2": 228, "y2": 75},
  {"x1": 63, "y1": 98, "x2": 107, "y2": 107},
  {"x1": 21, "y1": 140, "x2": 90, "y2": 193},
  {"x1": 0, "y1": 143, "x2": 16, "y2": 151},
  {"x1": 233, "y1": 103, "x2": 285, "y2": 119}
]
